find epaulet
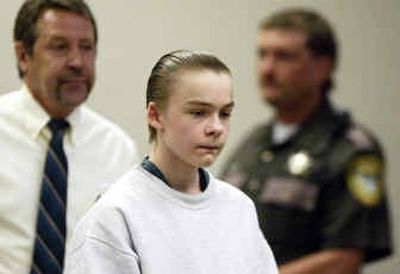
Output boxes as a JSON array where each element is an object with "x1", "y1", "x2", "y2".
[{"x1": 345, "y1": 124, "x2": 375, "y2": 150}]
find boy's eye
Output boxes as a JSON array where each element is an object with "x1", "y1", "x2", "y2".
[
  {"x1": 220, "y1": 111, "x2": 232, "y2": 118},
  {"x1": 220, "y1": 107, "x2": 233, "y2": 119},
  {"x1": 190, "y1": 110, "x2": 206, "y2": 117}
]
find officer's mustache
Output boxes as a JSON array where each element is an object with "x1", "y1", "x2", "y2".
[{"x1": 260, "y1": 73, "x2": 279, "y2": 88}]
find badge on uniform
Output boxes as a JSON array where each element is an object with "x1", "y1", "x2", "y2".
[
  {"x1": 288, "y1": 151, "x2": 312, "y2": 176},
  {"x1": 347, "y1": 155, "x2": 384, "y2": 207}
]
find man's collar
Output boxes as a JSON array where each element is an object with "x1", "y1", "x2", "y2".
[
  {"x1": 20, "y1": 84, "x2": 50, "y2": 140},
  {"x1": 66, "y1": 105, "x2": 82, "y2": 146},
  {"x1": 20, "y1": 84, "x2": 82, "y2": 145}
]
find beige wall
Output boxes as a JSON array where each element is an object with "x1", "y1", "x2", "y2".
[{"x1": 1, "y1": 1, "x2": 399, "y2": 272}]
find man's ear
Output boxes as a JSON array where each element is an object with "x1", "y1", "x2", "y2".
[
  {"x1": 14, "y1": 41, "x2": 30, "y2": 77},
  {"x1": 314, "y1": 56, "x2": 333, "y2": 84},
  {"x1": 147, "y1": 102, "x2": 163, "y2": 131}
]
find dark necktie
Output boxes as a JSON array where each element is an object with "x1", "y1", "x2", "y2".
[{"x1": 31, "y1": 119, "x2": 70, "y2": 274}]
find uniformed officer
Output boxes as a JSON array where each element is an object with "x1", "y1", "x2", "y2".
[{"x1": 221, "y1": 8, "x2": 392, "y2": 274}]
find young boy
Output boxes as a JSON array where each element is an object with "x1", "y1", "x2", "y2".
[{"x1": 65, "y1": 50, "x2": 278, "y2": 274}]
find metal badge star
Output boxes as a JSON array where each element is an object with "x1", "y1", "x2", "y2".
[{"x1": 288, "y1": 151, "x2": 312, "y2": 176}]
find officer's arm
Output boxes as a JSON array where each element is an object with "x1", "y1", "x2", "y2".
[{"x1": 279, "y1": 249, "x2": 364, "y2": 274}]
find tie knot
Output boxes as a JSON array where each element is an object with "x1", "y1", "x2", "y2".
[{"x1": 47, "y1": 119, "x2": 70, "y2": 134}]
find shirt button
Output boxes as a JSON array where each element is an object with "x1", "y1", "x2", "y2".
[{"x1": 260, "y1": 150, "x2": 274, "y2": 163}]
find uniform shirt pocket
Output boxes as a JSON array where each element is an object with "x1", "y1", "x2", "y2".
[{"x1": 259, "y1": 177, "x2": 319, "y2": 212}]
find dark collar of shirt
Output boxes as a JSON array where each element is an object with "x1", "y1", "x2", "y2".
[
  {"x1": 141, "y1": 157, "x2": 209, "y2": 192},
  {"x1": 266, "y1": 100, "x2": 350, "y2": 151}
]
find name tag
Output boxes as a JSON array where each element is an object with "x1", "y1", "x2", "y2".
[{"x1": 260, "y1": 177, "x2": 318, "y2": 211}]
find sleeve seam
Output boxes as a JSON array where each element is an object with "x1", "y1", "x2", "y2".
[{"x1": 76, "y1": 234, "x2": 138, "y2": 258}]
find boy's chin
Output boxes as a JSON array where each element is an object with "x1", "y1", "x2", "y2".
[{"x1": 197, "y1": 156, "x2": 218, "y2": 168}]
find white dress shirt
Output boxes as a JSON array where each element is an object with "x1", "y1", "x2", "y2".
[
  {"x1": 272, "y1": 121, "x2": 299, "y2": 145},
  {"x1": 0, "y1": 86, "x2": 140, "y2": 274}
]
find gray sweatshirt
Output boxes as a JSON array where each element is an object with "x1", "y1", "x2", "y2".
[{"x1": 65, "y1": 165, "x2": 278, "y2": 274}]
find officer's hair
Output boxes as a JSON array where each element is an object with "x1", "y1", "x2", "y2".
[
  {"x1": 14, "y1": 0, "x2": 97, "y2": 78},
  {"x1": 259, "y1": 8, "x2": 338, "y2": 95},
  {"x1": 146, "y1": 49, "x2": 231, "y2": 143}
]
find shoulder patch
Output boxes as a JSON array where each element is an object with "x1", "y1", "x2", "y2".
[
  {"x1": 346, "y1": 126, "x2": 374, "y2": 149},
  {"x1": 347, "y1": 155, "x2": 384, "y2": 207}
]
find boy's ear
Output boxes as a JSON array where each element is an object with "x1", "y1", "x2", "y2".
[
  {"x1": 14, "y1": 41, "x2": 30, "y2": 77},
  {"x1": 147, "y1": 102, "x2": 163, "y2": 131}
]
